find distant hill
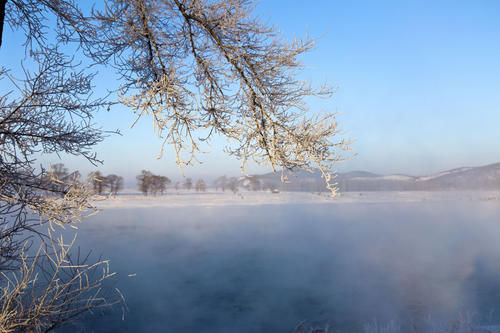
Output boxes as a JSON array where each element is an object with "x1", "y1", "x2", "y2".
[
  {"x1": 415, "y1": 163, "x2": 500, "y2": 190},
  {"x1": 242, "y1": 162, "x2": 500, "y2": 192}
]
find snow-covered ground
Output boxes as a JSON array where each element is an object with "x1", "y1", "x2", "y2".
[
  {"x1": 416, "y1": 167, "x2": 474, "y2": 182},
  {"x1": 94, "y1": 190, "x2": 500, "y2": 209}
]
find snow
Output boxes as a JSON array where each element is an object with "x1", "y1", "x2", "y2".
[
  {"x1": 347, "y1": 175, "x2": 415, "y2": 181},
  {"x1": 379, "y1": 175, "x2": 415, "y2": 181},
  {"x1": 96, "y1": 190, "x2": 335, "y2": 209},
  {"x1": 417, "y1": 167, "x2": 473, "y2": 181},
  {"x1": 94, "y1": 190, "x2": 500, "y2": 209}
]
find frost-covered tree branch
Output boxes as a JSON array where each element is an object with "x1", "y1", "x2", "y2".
[
  {"x1": 0, "y1": 2, "x2": 121, "y2": 329},
  {"x1": 88, "y1": 0, "x2": 350, "y2": 192},
  {"x1": 0, "y1": 0, "x2": 349, "y2": 330}
]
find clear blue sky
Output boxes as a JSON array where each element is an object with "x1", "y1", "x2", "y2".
[
  {"x1": 256, "y1": 0, "x2": 500, "y2": 176},
  {"x1": 2, "y1": 0, "x2": 500, "y2": 181}
]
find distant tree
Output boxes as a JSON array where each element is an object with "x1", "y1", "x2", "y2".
[
  {"x1": 174, "y1": 181, "x2": 181, "y2": 191},
  {"x1": 214, "y1": 176, "x2": 227, "y2": 192},
  {"x1": 137, "y1": 171, "x2": 171, "y2": 195},
  {"x1": 160, "y1": 176, "x2": 172, "y2": 194},
  {"x1": 89, "y1": 171, "x2": 106, "y2": 195},
  {"x1": 227, "y1": 177, "x2": 239, "y2": 193},
  {"x1": 45, "y1": 163, "x2": 69, "y2": 194},
  {"x1": 150, "y1": 175, "x2": 171, "y2": 195},
  {"x1": 137, "y1": 170, "x2": 153, "y2": 195},
  {"x1": 184, "y1": 178, "x2": 193, "y2": 191},
  {"x1": 195, "y1": 179, "x2": 206, "y2": 192},
  {"x1": 41, "y1": 164, "x2": 82, "y2": 197},
  {"x1": 150, "y1": 175, "x2": 160, "y2": 195},
  {"x1": 106, "y1": 174, "x2": 124, "y2": 195},
  {"x1": 68, "y1": 170, "x2": 81, "y2": 183},
  {"x1": 248, "y1": 176, "x2": 261, "y2": 191},
  {"x1": 50, "y1": 163, "x2": 69, "y2": 181}
]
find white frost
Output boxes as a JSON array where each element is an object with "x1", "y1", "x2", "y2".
[{"x1": 94, "y1": 190, "x2": 500, "y2": 209}]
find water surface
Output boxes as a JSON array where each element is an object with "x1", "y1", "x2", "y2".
[{"x1": 58, "y1": 200, "x2": 500, "y2": 332}]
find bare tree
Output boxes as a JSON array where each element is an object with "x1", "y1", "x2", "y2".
[
  {"x1": 227, "y1": 177, "x2": 239, "y2": 194},
  {"x1": 137, "y1": 171, "x2": 170, "y2": 195},
  {"x1": 195, "y1": 179, "x2": 206, "y2": 192},
  {"x1": 150, "y1": 175, "x2": 171, "y2": 195},
  {"x1": 214, "y1": 176, "x2": 227, "y2": 192},
  {"x1": 40, "y1": 163, "x2": 69, "y2": 195},
  {"x1": 1, "y1": 0, "x2": 349, "y2": 330},
  {"x1": 158, "y1": 175, "x2": 171, "y2": 194},
  {"x1": 89, "y1": 171, "x2": 107, "y2": 195},
  {"x1": 88, "y1": 0, "x2": 349, "y2": 192},
  {"x1": 0, "y1": 3, "x2": 122, "y2": 327},
  {"x1": 67, "y1": 170, "x2": 81, "y2": 183},
  {"x1": 137, "y1": 170, "x2": 153, "y2": 195},
  {"x1": 184, "y1": 177, "x2": 193, "y2": 191},
  {"x1": 247, "y1": 176, "x2": 261, "y2": 191},
  {"x1": 50, "y1": 164, "x2": 69, "y2": 181},
  {"x1": 106, "y1": 174, "x2": 124, "y2": 195}
]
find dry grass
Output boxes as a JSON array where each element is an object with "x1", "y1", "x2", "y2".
[
  {"x1": 0, "y1": 174, "x2": 122, "y2": 332},
  {"x1": 0, "y1": 232, "x2": 122, "y2": 333}
]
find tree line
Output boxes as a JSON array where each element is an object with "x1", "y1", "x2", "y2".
[
  {"x1": 137, "y1": 170, "x2": 208, "y2": 195},
  {"x1": 42, "y1": 164, "x2": 124, "y2": 196},
  {"x1": 136, "y1": 170, "x2": 171, "y2": 195},
  {"x1": 89, "y1": 171, "x2": 124, "y2": 195},
  {"x1": 213, "y1": 175, "x2": 271, "y2": 193},
  {"x1": 45, "y1": 165, "x2": 277, "y2": 197}
]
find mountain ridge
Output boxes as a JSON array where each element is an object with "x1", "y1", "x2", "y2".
[{"x1": 246, "y1": 162, "x2": 500, "y2": 192}]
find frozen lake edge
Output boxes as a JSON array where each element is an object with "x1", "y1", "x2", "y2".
[{"x1": 94, "y1": 190, "x2": 500, "y2": 209}]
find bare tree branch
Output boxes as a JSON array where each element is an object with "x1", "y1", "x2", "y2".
[{"x1": 0, "y1": 0, "x2": 349, "y2": 330}]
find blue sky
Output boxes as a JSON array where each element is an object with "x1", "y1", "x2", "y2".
[
  {"x1": 257, "y1": 0, "x2": 500, "y2": 176},
  {"x1": 1, "y1": 0, "x2": 500, "y2": 181}
]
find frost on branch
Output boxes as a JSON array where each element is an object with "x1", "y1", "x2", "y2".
[{"x1": 90, "y1": 0, "x2": 350, "y2": 194}]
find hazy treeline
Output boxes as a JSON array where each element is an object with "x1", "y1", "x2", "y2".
[
  {"x1": 89, "y1": 171, "x2": 124, "y2": 195},
  {"x1": 43, "y1": 164, "x2": 124, "y2": 196},
  {"x1": 194, "y1": 179, "x2": 207, "y2": 192},
  {"x1": 46, "y1": 166, "x2": 293, "y2": 197},
  {"x1": 214, "y1": 176, "x2": 240, "y2": 193},
  {"x1": 44, "y1": 166, "x2": 322, "y2": 197},
  {"x1": 138, "y1": 172, "x2": 209, "y2": 195},
  {"x1": 213, "y1": 175, "x2": 273, "y2": 193},
  {"x1": 137, "y1": 170, "x2": 171, "y2": 195},
  {"x1": 41, "y1": 163, "x2": 83, "y2": 196}
]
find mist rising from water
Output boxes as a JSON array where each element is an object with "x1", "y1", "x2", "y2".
[{"x1": 60, "y1": 200, "x2": 500, "y2": 332}]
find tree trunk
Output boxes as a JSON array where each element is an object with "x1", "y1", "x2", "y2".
[{"x1": 0, "y1": 0, "x2": 7, "y2": 47}]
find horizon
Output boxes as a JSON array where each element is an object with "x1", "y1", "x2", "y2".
[{"x1": 79, "y1": 159, "x2": 500, "y2": 189}]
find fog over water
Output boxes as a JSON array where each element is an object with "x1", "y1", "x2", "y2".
[{"x1": 59, "y1": 199, "x2": 500, "y2": 332}]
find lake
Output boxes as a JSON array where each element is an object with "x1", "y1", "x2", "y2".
[{"x1": 57, "y1": 193, "x2": 500, "y2": 332}]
